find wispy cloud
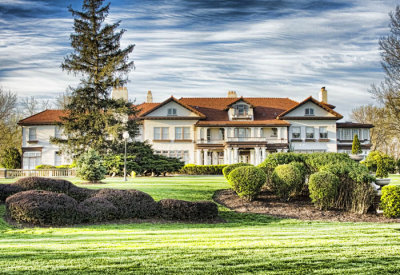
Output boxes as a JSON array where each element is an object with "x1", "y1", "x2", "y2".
[{"x1": 0, "y1": 0, "x2": 397, "y2": 118}]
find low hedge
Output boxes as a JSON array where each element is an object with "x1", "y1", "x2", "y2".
[
  {"x1": 180, "y1": 164, "x2": 228, "y2": 175},
  {"x1": 6, "y1": 190, "x2": 80, "y2": 226},
  {"x1": 308, "y1": 171, "x2": 340, "y2": 210},
  {"x1": 223, "y1": 163, "x2": 253, "y2": 179},
  {"x1": 0, "y1": 184, "x2": 23, "y2": 202},
  {"x1": 13, "y1": 177, "x2": 73, "y2": 194},
  {"x1": 78, "y1": 197, "x2": 118, "y2": 222},
  {"x1": 227, "y1": 166, "x2": 266, "y2": 201},
  {"x1": 271, "y1": 164, "x2": 303, "y2": 201},
  {"x1": 158, "y1": 199, "x2": 218, "y2": 220},
  {"x1": 381, "y1": 185, "x2": 400, "y2": 218},
  {"x1": 93, "y1": 189, "x2": 159, "y2": 219}
]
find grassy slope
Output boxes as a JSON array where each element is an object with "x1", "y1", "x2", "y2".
[{"x1": 0, "y1": 176, "x2": 400, "y2": 274}]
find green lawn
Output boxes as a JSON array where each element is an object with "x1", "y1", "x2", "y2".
[{"x1": 0, "y1": 176, "x2": 400, "y2": 274}]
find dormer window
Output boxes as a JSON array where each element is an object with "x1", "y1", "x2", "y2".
[
  {"x1": 305, "y1": 108, "x2": 314, "y2": 116},
  {"x1": 235, "y1": 104, "x2": 249, "y2": 116},
  {"x1": 167, "y1": 108, "x2": 177, "y2": 116}
]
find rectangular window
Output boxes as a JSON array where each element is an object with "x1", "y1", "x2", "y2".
[
  {"x1": 305, "y1": 108, "x2": 314, "y2": 116},
  {"x1": 28, "y1": 128, "x2": 37, "y2": 141},
  {"x1": 219, "y1": 128, "x2": 225, "y2": 140},
  {"x1": 292, "y1": 127, "x2": 301, "y2": 139},
  {"x1": 362, "y1": 129, "x2": 370, "y2": 141},
  {"x1": 154, "y1": 127, "x2": 169, "y2": 140},
  {"x1": 306, "y1": 127, "x2": 314, "y2": 139},
  {"x1": 319, "y1": 126, "x2": 328, "y2": 139},
  {"x1": 343, "y1": 129, "x2": 352, "y2": 140},
  {"x1": 175, "y1": 127, "x2": 190, "y2": 140},
  {"x1": 55, "y1": 152, "x2": 62, "y2": 166},
  {"x1": 23, "y1": 152, "x2": 41, "y2": 169},
  {"x1": 271, "y1": 128, "x2": 278, "y2": 137},
  {"x1": 55, "y1": 126, "x2": 62, "y2": 138},
  {"x1": 167, "y1": 108, "x2": 177, "y2": 116},
  {"x1": 235, "y1": 128, "x2": 250, "y2": 138}
]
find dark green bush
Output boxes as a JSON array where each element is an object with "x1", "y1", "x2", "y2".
[
  {"x1": 258, "y1": 152, "x2": 306, "y2": 180},
  {"x1": 93, "y1": 188, "x2": 158, "y2": 219},
  {"x1": 77, "y1": 149, "x2": 107, "y2": 182},
  {"x1": 304, "y1": 152, "x2": 352, "y2": 173},
  {"x1": 6, "y1": 190, "x2": 80, "y2": 226},
  {"x1": 290, "y1": 161, "x2": 307, "y2": 186},
  {"x1": 308, "y1": 171, "x2": 340, "y2": 210},
  {"x1": 67, "y1": 186, "x2": 97, "y2": 202},
  {"x1": 158, "y1": 199, "x2": 218, "y2": 220},
  {"x1": 0, "y1": 147, "x2": 21, "y2": 169},
  {"x1": 222, "y1": 163, "x2": 253, "y2": 179},
  {"x1": 227, "y1": 166, "x2": 266, "y2": 201},
  {"x1": 78, "y1": 197, "x2": 117, "y2": 222},
  {"x1": 181, "y1": 164, "x2": 228, "y2": 175},
  {"x1": 0, "y1": 184, "x2": 23, "y2": 202},
  {"x1": 271, "y1": 164, "x2": 303, "y2": 200},
  {"x1": 381, "y1": 185, "x2": 400, "y2": 218}
]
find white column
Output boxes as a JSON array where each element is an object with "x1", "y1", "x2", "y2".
[
  {"x1": 250, "y1": 128, "x2": 255, "y2": 138},
  {"x1": 233, "y1": 148, "x2": 239, "y2": 163},
  {"x1": 250, "y1": 149, "x2": 255, "y2": 165},
  {"x1": 212, "y1": 151, "x2": 218, "y2": 165},
  {"x1": 227, "y1": 147, "x2": 232, "y2": 164},
  {"x1": 203, "y1": 149, "x2": 209, "y2": 165},
  {"x1": 224, "y1": 128, "x2": 228, "y2": 141},
  {"x1": 197, "y1": 128, "x2": 202, "y2": 142},
  {"x1": 261, "y1": 147, "x2": 267, "y2": 163},
  {"x1": 254, "y1": 147, "x2": 260, "y2": 165},
  {"x1": 196, "y1": 149, "x2": 203, "y2": 165}
]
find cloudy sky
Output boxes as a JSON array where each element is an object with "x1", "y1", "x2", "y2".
[{"x1": 0, "y1": 0, "x2": 398, "y2": 119}]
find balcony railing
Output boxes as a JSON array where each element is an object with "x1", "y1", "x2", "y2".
[
  {"x1": 0, "y1": 168, "x2": 76, "y2": 179},
  {"x1": 197, "y1": 137, "x2": 287, "y2": 144}
]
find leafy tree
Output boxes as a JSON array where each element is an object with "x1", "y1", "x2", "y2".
[
  {"x1": 0, "y1": 147, "x2": 21, "y2": 169},
  {"x1": 76, "y1": 149, "x2": 106, "y2": 182},
  {"x1": 351, "y1": 134, "x2": 362, "y2": 155},
  {"x1": 53, "y1": 0, "x2": 137, "y2": 157}
]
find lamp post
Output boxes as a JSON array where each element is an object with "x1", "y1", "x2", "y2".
[{"x1": 123, "y1": 131, "x2": 129, "y2": 182}]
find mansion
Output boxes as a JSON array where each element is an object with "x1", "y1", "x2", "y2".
[{"x1": 18, "y1": 87, "x2": 373, "y2": 169}]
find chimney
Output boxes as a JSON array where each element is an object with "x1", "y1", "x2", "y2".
[
  {"x1": 227, "y1": 90, "x2": 237, "y2": 98},
  {"x1": 111, "y1": 87, "x2": 128, "y2": 101},
  {"x1": 146, "y1": 90, "x2": 153, "y2": 103},
  {"x1": 319, "y1": 87, "x2": 327, "y2": 104}
]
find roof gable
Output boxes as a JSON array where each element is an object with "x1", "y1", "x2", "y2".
[
  {"x1": 277, "y1": 96, "x2": 343, "y2": 120},
  {"x1": 18, "y1": 110, "x2": 66, "y2": 126}
]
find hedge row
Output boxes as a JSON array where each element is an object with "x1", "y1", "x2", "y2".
[
  {"x1": 180, "y1": 164, "x2": 228, "y2": 175},
  {"x1": 2, "y1": 177, "x2": 219, "y2": 226}
]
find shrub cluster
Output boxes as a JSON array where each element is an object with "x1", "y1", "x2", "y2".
[
  {"x1": 222, "y1": 163, "x2": 253, "y2": 179},
  {"x1": 2, "y1": 177, "x2": 219, "y2": 226},
  {"x1": 158, "y1": 199, "x2": 218, "y2": 220},
  {"x1": 380, "y1": 185, "x2": 400, "y2": 218},
  {"x1": 258, "y1": 152, "x2": 306, "y2": 181},
  {"x1": 180, "y1": 164, "x2": 228, "y2": 175},
  {"x1": 271, "y1": 164, "x2": 303, "y2": 201},
  {"x1": 308, "y1": 171, "x2": 340, "y2": 210},
  {"x1": 227, "y1": 166, "x2": 266, "y2": 201}
]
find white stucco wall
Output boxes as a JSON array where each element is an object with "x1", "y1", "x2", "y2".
[
  {"x1": 287, "y1": 120, "x2": 337, "y2": 152},
  {"x1": 284, "y1": 101, "x2": 335, "y2": 117},
  {"x1": 145, "y1": 101, "x2": 199, "y2": 117}
]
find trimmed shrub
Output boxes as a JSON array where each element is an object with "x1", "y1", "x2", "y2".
[
  {"x1": 351, "y1": 134, "x2": 362, "y2": 155},
  {"x1": 77, "y1": 149, "x2": 106, "y2": 182},
  {"x1": 181, "y1": 164, "x2": 228, "y2": 175},
  {"x1": 158, "y1": 199, "x2": 218, "y2": 220},
  {"x1": 78, "y1": 197, "x2": 117, "y2": 222},
  {"x1": 6, "y1": 190, "x2": 79, "y2": 226},
  {"x1": 56, "y1": 164, "x2": 73, "y2": 169},
  {"x1": 35, "y1": 164, "x2": 56, "y2": 169},
  {"x1": 13, "y1": 177, "x2": 73, "y2": 194},
  {"x1": 222, "y1": 163, "x2": 253, "y2": 179},
  {"x1": 227, "y1": 166, "x2": 266, "y2": 201},
  {"x1": 0, "y1": 147, "x2": 21, "y2": 169},
  {"x1": 376, "y1": 156, "x2": 388, "y2": 178},
  {"x1": 381, "y1": 185, "x2": 400, "y2": 218},
  {"x1": 67, "y1": 186, "x2": 97, "y2": 202},
  {"x1": 271, "y1": 164, "x2": 303, "y2": 200},
  {"x1": 363, "y1": 151, "x2": 396, "y2": 173},
  {"x1": 290, "y1": 161, "x2": 307, "y2": 186},
  {"x1": 0, "y1": 184, "x2": 23, "y2": 202},
  {"x1": 93, "y1": 188, "x2": 158, "y2": 219},
  {"x1": 304, "y1": 152, "x2": 352, "y2": 173},
  {"x1": 258, "y1": 152, "x2": 306, "y2": 180},
  {"x1": 308, "y1": 171, "x2": 340, "y2": 210}
]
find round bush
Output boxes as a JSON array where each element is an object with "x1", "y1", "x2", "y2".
[
  {"x1": 0, "y1": 184, "x2": 23, "y2": 202},
  {"x1": 6, "y1": 190, "x2": 79, "y2": 226},
  {"x1": 67, "y1": 186, "x2": 98, "y2": 202},
  {"x1": 78, "y1": 197, "x2": 117, "y2": 222},
  {"x1": 93, "y1": 188, "x2": 158, "y2": 219},
  {"x1": 222, "y1": 163, "x2": 253, "y2": 179},
  {"x1": 289, "y1": 161, "x2": 307, "y2": 186},
  {"x1": 308, "y1": 171, "x2": 340, "y2": 210},
  {"x1": 13, "y1": 177, "x2": 73, "y2": 193},
  {"x1": 271, "y1": 164, "x2": 303, "y2": 200},
  {"x1": 227, "y1": 166, "x2": 266, "y2": 201},
  {"x1": 158, "y1": 199, "x2": 218, "y2": 220},
  {"x1": 76, "y1": 149, "x2": 107, "y2": 182},
  {"x1": 380, "y1": 185, "x2": 400, "y2": 218}
]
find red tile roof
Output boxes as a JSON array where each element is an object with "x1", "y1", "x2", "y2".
[{"x1": 18, "y1": 110, "x2": 67, "y2": 125}]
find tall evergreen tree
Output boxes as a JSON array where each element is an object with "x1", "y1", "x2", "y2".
[{"x1": 53, "y1": 0, "x2": 137, "y2": 157}]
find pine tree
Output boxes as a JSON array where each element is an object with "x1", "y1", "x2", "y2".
[
  {"x1": 351, "y1": 134, "x2": 362, "y2": 155},
  {"x1": 53, "y1": 0, "x2": 137, "y2": 157}
]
